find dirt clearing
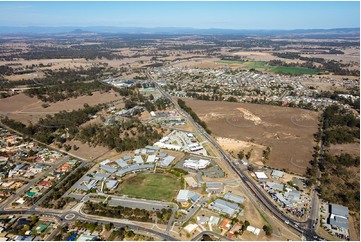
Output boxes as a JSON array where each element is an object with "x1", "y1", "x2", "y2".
[
  {"x1": 0, "y1": 91, "x2": 121, "y2": 124},
  {"x1": 182, "y1": 99, "x2": 320, "y2": 175}
]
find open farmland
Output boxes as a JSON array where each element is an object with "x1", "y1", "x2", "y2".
[
  {"x1": 182, "y1": 98, "x2": 320, "y2": 175},
  {"x1": 118, "y1": 173, "x2": 181, "y2": 201},
  {"x1": 215, "y1": 60, "x2": 318, "y2": 75},
  {"x1": 0, "y1": 91, "x2": 121, "y2": 124}
]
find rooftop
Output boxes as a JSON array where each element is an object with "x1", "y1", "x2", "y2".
[
  {"x1": 223, "y1": 193, "x2": 245, "y2": 204},
  {"x1": 330, "y1": 203, "x2": 349, "y2": 218}
]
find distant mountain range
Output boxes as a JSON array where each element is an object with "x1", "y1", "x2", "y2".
[{"x1": 0, "y1": 26, "x2": 359, "y2": 36}]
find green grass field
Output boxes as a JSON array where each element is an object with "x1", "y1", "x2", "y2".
[
  {"x1": 267, "y1": 66, "x2": 318, "y2": 75},
  {"x1": 119, "y1": 173, "x2": 181, "y2": 201},
  {"x1": 215, "y1": 60, "x2": 318, "y2": 75}
]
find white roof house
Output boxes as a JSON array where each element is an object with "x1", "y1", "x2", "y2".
[
  {"x1": 208, "y1": 216, "x2": 221, "y2": 225},
  {"x1": 254, "y1": 171, "x2": 268, "y2": 180},
  {"x1": 247, "y1": 226, "x2": 261, "y2": 235},
  {"x1": 184, "y1": 224, "x2": 198, "y2": 233}
]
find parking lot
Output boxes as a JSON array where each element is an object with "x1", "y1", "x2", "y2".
[{"x1": 107, "y1": 196, "x2": 171, "y2": 211}]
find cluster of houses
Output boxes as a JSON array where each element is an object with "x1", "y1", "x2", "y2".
[
  {"x1": 152, "y1": 67, "x2": 359, "y2": 111},
  {"x1": 255, "y1": 170, "x2": 308, "y2": 218},
  {"x1": 185, "y1": 210, "x2": 261, "y2": 239},
  {"x1": 0, "y1": 128, "x2": 65, "y2": 204},
  {"x1": 15, "y1": 159, "x2": 78, "y2": 206},
  {"x1": 74, "y1": 147, "x2": 176, "y2": 193},
  {"x1": 0, "y1": 215, "x2": 55, "y2": 241}
]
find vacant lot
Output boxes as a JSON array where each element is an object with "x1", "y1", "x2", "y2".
[
  {"x1": 182, "y1": 99, "x2": 320, "y2": 175},
  {"x1": 0, "y1": 91, "x2": 121, "y2": 124},
  {"x1": 119, "y1": 173, "x2": 181, "y2": 201}
]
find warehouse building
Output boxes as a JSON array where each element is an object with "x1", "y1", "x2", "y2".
[
  {"x1": 210, "y1": 198, "x2": 240, "y2": 217},
  {"x1": 328, "y1": 204, "x2": 349, "y2": 230}
]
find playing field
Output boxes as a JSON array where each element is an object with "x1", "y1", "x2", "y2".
[
  {"x1": 215, "y1": 60, "x2": 318, "y2": 75},
  {"x1": 119, "y1": 173, "x2": 181, "y2": 201}
]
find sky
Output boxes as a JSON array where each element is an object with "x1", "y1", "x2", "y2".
[{"x1": 0, "y1": 1, "x2": 359, "y2": 29}]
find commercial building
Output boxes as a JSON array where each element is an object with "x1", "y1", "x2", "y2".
[
  {"x1": 271, "y1": 170, "x2": 284, "y2": 179},
  {"x1": 206, "y1": 182, "x2": 224, "y2": 194},
  {"x1": 211, "y1": 198, "x2": 240, "y2": 217},
  {"x1": 184, "y1": 176, "x2": 198, "y2": 188},
  {"x1": 176, "y1": 190, "x2": 200, "y2": 203},
  {"x1": 223, "y1": 193, "x2": 245, "y2": 204},
  {"x1": 266, "y1": 182, "x2": 284, "y2": 192},
  {"x1": 183, "y1": 159, "x2": 210, "y2": 170},
  {"x1": 254, "y1": 172, "x2": 268, "y2": 180},
  {"x1": 328, "y1": 204, "x2": 349, "y2": 230}
]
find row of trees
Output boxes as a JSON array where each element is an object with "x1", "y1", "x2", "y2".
[
  {"x1": 177, "y1": 99, "x2": 212, "y2": 134},
  {"x1": 41, "y1": 165, "x2": 89, "y2": 209},
  {"x1": 83, "y1": 201, "x2": 173, "y2": 224}
]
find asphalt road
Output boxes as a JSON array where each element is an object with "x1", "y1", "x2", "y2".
[{"x1": 191, "y1": 230, "x2": 233, "y2": 241}]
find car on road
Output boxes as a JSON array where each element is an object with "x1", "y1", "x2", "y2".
[{"x1": 285, "y1": 220, "x2": 290, "y2": 224}]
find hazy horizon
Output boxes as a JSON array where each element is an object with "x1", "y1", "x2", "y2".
[{"x1": 0, "y1": 1, "x2": 359, "y2": 30}]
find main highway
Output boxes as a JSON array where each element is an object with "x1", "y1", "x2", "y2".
[{"x1": 149, "y1": 73, "x2": 322, "y2": 241}]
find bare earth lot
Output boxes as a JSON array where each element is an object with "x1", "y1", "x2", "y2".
[
  {"x1": 0, "y1": 91, "x2": 121, "y2": 124},
  {"x1": 182, "y1": 99, "x2": 320, "y2": 175}
]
